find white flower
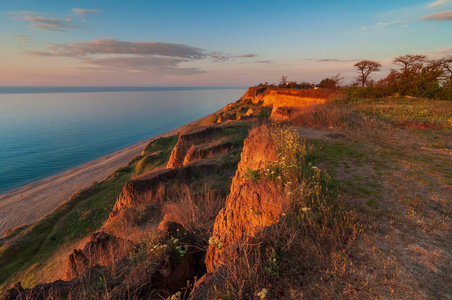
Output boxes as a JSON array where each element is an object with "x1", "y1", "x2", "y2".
[{"x1": 173, "y1": 239, "x2": 179, "y2": 244}]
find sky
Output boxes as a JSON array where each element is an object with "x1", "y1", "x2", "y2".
[{"x1": 1, "y1": 0, "x2": 451, "y2": 86}]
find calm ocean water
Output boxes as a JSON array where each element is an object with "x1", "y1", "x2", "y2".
[{"x1": 0, "y1": 87, "x2": 244, "y2": 194}]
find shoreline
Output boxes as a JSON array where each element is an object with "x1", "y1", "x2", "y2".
[{"x1": 0, "y1": 114, "x2": 210, "y2": 237}]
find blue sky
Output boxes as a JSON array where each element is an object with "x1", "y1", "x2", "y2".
[{"x1": 1, "y1": 0, "x2": 451, "y2": 86}]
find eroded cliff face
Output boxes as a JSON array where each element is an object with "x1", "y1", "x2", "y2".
[
  {"x1": 64, "y1": 232, "x2": 131, "y2": 281},
  {"x1": 241, "y1": 87, "x2": 327, "y2": 120},
  {"x1": 110, "y1": 163, "x2": 220, "y2": 218},
  {"x1": 167, "y1": 126, "x2": 223, "y2": 169},
  {"x1": 110, "y1": 125, "x2": 243, "y2": 218},
  {"x1": 205, "y1": 126, "x2": 283, "y2": 272}
]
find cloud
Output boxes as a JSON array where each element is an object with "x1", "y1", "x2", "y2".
[
  {"x1": 429, "y1": 0, "x2": 452, "y2": 7},
  {"x1": 23, "y1": 16, "x2": 82, "y2": 31},
  {"x1": 38, "y1": 39, "x2": 205, "y2": 58},
  {"x1": 7, "y1": 11, "x2": 41, "y2": 16},
  {"x1": 237, "y1": 54, "x2": 257, "y2": 58},
  {"x1": 413, "y1": 46, "x2": 452, "y2": 58},
  {"x1": 313, "y1": 58, "x2": 360, "y2": 62},
  {"x1": 8, "y1": 10, "x2": 90, "y2": 31},
  {"x1": 27, "y1": 38, "x2": 253, "y2": 76},
  {"x1": 257, "y1": 60, "x2": 272, "y2": 64},
  {"x1": 72, "y1": 8, "x2": 101, "y2": 15},
  {"x1": 374, "y1": 20, "x2": 408, "y2": 27},
  {"x1": 10, "y1": 34, "x2": 31, "y2": 43},
  {"x1": 33, "y1": 39, "x2": 257, "y2": 61},
  {"x1": 422, "y1": 10, "x2": 452, "y2": 20},
  {"x1": 80, "y1": 56, "x2": 204, "y2": 75}
]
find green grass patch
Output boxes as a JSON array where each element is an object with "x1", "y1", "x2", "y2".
[
  {"x1": 366, "y1": 198, "x2": 380, "y2": 209},
  {"x1": 0, "y1": 135, "x2": 181, "y2": 292},
  {"x1": 0, "y1": 171, "x2": 130, "y2": 292},
  {"x1": 142, "y1": 135, "x2": 178, "y2": 156}
]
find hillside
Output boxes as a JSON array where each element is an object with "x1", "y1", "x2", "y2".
[{"x1": 1, "y1": 87, "x2": 451, "y2": 299}]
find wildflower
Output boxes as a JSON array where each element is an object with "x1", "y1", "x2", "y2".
[
  {"x1": 277, "y1": 176, "x2": 282, "y2": 180},
  {"x1": 173, "y1": 239, "x2": 179, "y2": 244},
  {"x1": 302, "y1": 207, "x2": 311, "y2": 212},
  {"x1": 257, "y1": 288, "x2": 268, "y2": 299}
]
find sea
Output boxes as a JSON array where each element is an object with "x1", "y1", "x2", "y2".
[{"x1": 0, "y1": 87, "x2": 245, "y2": 194}]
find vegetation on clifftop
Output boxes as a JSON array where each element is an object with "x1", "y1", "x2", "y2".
[{"x1": 1, "y1": 88, "x2": 451, "y2": 299}]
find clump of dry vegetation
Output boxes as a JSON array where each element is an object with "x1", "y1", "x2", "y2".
[
  {"x1": 208, "y1": 126, "x2": 365, "y2": 299},
  {"x1": 2, "y1": 86, "x2": 451, "y2": 299}
]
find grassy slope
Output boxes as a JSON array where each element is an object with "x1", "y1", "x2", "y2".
[
  {"x1": 290, "y1": 96, "x2": 451, "y2": 298},
  {"x1": 0, "y1": 121, "x2": 251, "y2": 295},
  {"x1": 0, "y1": 135, "x2": 178, "y2": 293},
  {"x1": 1, "y1": 95, "x2": 450, "y2": 298}
]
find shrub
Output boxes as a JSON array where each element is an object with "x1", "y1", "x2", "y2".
[
  {"x1": 161, "y1": 185, "x2": 224, "y2": 239},
  {"x1": 213, "y1": 125, "x2": 364, "y2": 298}
]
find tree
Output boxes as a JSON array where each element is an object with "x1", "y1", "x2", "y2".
[
  {"x1": 393, "y1": 55, "x2": 426, "y2": 73},
  {"x1": 298, "y1": 81, "x2": 313, "y2": 89},
  {"x1": 354, "y1": 60, "x2": 381, "y2": 87},
  {"x1": 319, "y1": 73, "x2": 343, "y2": 89},
  {"x1": 437, "y1": 56, "x2": 452, "y2": 80},
  {"x1": 280, "y1": 75, "x2": 288, "y2": 87}
]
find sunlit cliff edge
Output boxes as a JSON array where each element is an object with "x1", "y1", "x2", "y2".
[{"x1": 1, "y1": 86, "x2": 451, "y2": 299}]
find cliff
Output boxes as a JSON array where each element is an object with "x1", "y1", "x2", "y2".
[
  {"x1": 205, "y1": 125, "x2": 281, "y2": 272},
  {"x1": 3, "y1": 86, "x2": 447, "y2": 299},
  {"x1": 241, "y1": 86, "x2": 327, "y2": 106}
]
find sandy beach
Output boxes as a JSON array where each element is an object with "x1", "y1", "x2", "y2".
[{"x1": 0, "y1": 118, "x2": 204, "y2": 237}]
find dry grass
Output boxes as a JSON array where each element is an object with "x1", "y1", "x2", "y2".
[
  {"x1": 289, "y1": 102, "x2": 354, "y2": 129},
  {"x1": 208, "y1": 125, "x2": 365, "y2": 299},
  {"x1": 160, "y1": 185, "x2": 225, "y2": 240}
]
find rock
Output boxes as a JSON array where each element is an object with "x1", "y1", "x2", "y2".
[
  {"x1": 167, "y1": 126, "x2": 223, "y2": 169},
  {"x1": 64, "y1": 232, "x2": 132, "y2": 280},
  {"x1": 216, "y1": 113, "x2": 236, "y2": 123},
  {"x1": 110, "y1": 162, "x2": 222, "y2": 218},
  {"x1": 270, "y1": 106, "x2": 293, "y2": 121},
  {"x1": 109, "y1": 225, "x2": 207, "y2": 300},
  {"x1": 205, "y1": 125, "x2": 282, "y2": 272},
  {"x1": 245, "y1": 107, "x2": 255, "y2": 117},
  {"x1": 1, "y1": 282, "x2": 23, "y2": 300},
  {"x1": 182, "y1": 141, "x2": 235, "y2": 166},
  {"x1": 240, "y1": 87, "x2": 327, "y2": 108}
]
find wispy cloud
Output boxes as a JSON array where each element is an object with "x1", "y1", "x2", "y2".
[
  {"x1": 7, "y1": 11, "x2": 41, "y2": 16},
  {"x1": 10, "y1": 34, "x2": 31, "y2": 43},
  {"x1": 34, "y1": 39, "x2": 206, "y2": 58},
  {"x1": 237, "y1": 54, "x2": 257, "y2": 58},
  {"x1": 422, "y1": 10, "x2": 452, "y2": 20},
  {"x1": 309, "y1": 58, "x2": 359, "y2": 63},
  {"x1": 257, "y1": 60, "x2": 272, "y2": 64},
  {"x1": 23, "y1": 16, "x2": 82, "y2": 31},
  {"x1": 8, "y1": 9, "x2": 99, "y2": 31},
  {"x1": 8, "y1": 11, "x2": 83, "y2": 31},
  {"x1": 429, "y1": 0, "x2": 452, "y2": 7},
  {"x1": 72, "y1": 8, "x2": 101, "y2": 15},
  {"x1": 374, "y1": 20, "x2": 408, "y2": 27},
  {"x1": 28, "y1": 38, "x2": 256, "y2": 75}
]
